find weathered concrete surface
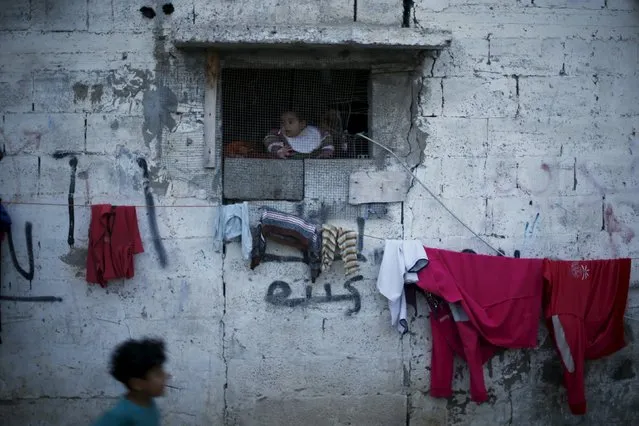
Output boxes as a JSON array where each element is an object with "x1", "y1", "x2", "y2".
[{"x1": 0, "y1": 0, "x2": 638, "y2": 425}]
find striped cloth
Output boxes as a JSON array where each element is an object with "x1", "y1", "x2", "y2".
[
  {"x1": 321, "y1": 224, "x2": 360, "y2": 276},
  {"x1": 250, "y1": 209, "x2": 322, "y2": 282}
]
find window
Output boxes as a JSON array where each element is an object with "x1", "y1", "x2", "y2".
[{"x1": 222, "y1": 68, "x2": 371, "y2": 160}]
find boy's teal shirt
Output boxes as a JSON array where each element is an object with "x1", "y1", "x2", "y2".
[{"x1": 93, "y1": 397, "x2": 160, "y2": 426}]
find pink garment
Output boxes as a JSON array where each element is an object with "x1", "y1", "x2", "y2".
[{"x1": 417, "y1": 247, "x2": 544, "y2": 401}]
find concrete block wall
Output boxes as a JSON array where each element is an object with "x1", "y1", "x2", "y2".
[{"x1": 0, "y1": 1, "x2": 637, "y2": 425}]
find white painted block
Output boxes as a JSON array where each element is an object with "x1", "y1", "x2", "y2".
[
  {"x1": 443, "y1": 77, "x2": 517, "y2": 118},
  {"x1": 423, "y1": 117, "x2": 488, "y2": 158},
  {"x1": 519, "y1": 76, "x2": 599, "y2": 118},
  {"x1": 3, "y1": 113, "x2": 85, "y2": 155},
  {"x1": 0, "y1": 73, "x2": 33, "y2": 113}
]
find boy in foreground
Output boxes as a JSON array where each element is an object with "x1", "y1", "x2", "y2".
[{"x1": 93, "y1": 338, "x2": 169, "y2": 426}]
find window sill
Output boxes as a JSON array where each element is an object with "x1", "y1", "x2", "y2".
[{"x1": 174, "y1": 23, "x2": 452, "y2": 51}]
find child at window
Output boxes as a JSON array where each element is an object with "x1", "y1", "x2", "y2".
[
  {"x1": 264, "y1": 110, "x2": 335, "y2": 159},
  {"x1": 93, "y1": 338, "x2": 169, "y2": 426}
]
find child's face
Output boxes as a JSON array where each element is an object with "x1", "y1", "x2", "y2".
[
  {"x1": 134, "y1": 366, "x2": 169, "y2": 397},
  {"x1": 281, "y1": 112, "x2": 305, "y2": 138}
]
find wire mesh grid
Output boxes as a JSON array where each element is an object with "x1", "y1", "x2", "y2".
[{"x1": 221, "y1": 68, "x2": 371, "y2": 159}]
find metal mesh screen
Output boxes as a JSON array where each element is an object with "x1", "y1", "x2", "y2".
[{"x1": 221, "y1": 68, "x2": 370, "y2": 159}]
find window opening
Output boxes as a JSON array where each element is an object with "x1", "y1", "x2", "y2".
[{"x1": 222, "y1": 68, "x2": 370, "y2": 160}]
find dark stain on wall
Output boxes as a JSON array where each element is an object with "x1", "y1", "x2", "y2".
[
  {"x1": 612, "y1": 359, "x2": 635, "y2": 381},
  {"x1": 72, "y1": 83, "x2": 88, "y2": 102}
]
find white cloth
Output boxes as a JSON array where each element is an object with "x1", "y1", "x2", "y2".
[
  {"x1": 376, "y1": 240, "x2": 429, "y2": 334},
  {"x1": 213, "y1": 202, "x2": 252, "y2": 260},
  {"x1": 284, "y1": 125, "x2": 323, "y2": 153}
]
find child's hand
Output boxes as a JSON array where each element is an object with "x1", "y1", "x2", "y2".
[
  {"x1": 317, "y1": 149, "x2": 334, "y2": 159},
  {"x1": 276, "y1": 147, "x2": 294, "y2": 159}
]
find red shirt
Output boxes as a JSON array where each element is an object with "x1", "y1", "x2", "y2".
[{"x1": 86, "y1": 205, "x2": 144, "y2": 287}]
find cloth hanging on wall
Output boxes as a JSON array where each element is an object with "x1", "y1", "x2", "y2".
[
  {"x1": 250, "y1": 209, "x2": 322, "y2": 282},
  {"x1": 543, "y1": 258, "x2": 631, "y2": 415},
  {"x1": 417, "y1": 247, "x2": 544, "y2": 403},
  {"x1": 86, "y1": 205, "x2": 144, "y2": 287},
  {"x1": 376, "y1": 240, "x2": 428, "y2": 334},
  {"x1": 213, "y1": 202, "x2": 253, "y2": 260},
  {"x1": 321, "y1": 224, "x2": 359, "y2": 276}
]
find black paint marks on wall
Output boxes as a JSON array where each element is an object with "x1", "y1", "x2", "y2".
[
  {"x1": 402, "y1": 0, "x2": 414, "y2": 28},
  {"x1": 140, "y1": 6, "x2": 156, "y2": 19},
  {"x1": 7, "y1": 223, "x2": 35, "y2": 282},
  {"x1": 265, "y1": 275, "x2": 363, "y2": 316},
  {"x1": 137, "y1": 157, "x2": 168, "y2": 268},
  {"x1": 67, "y1": 157, "x2": 77, "y2": 246}
]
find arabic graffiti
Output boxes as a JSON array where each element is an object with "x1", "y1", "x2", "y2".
[
  {"x1": 265, "y1": 275, "x2": 363, "y2": 316},
  {"x1": 7, "y1": 222, "x2": 35, "y2": 282},
  {"x1": 137, "y1": 157, "x2": 168, "y2": 268}
]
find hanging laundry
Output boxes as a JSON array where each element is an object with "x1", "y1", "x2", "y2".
[
  {"x1": 543, "y1": 258, "x2": 631, "y2": 415},
  {"x1": 417, "y1": 247, "x2": 544, "y2": 403},
  {"x1": 213, "y1": 202, "x2": 252, "y2": 260},
  {"x1": 250, "y1": 209, "x2": 322, "y2": 282},
  {"x1": 429, "y1": 301, "x2": 497, "y2": 402},
  {"x1": 321, "y1": 224, "x2": 359, "y2": 276},
  {"x1": 376, "y1": 240, "x2": 429, "y2": 334},
  {"x1": 86, "y1": 205, "x2": 144, "y2": 287}
]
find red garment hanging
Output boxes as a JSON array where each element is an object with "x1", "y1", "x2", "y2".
[{"x1": 86, "y1": 205, "x2": 144, "y2": 287}]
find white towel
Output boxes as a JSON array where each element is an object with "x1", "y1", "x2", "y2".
[{"x1": 376, "y1": 240, "x2": 429, "y2": 334}]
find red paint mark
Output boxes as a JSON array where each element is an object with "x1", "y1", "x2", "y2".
[
  {"x1": 23, "y1": 131, "x2": 42, "y2": 150},
  {"x1": 540, "y1": 163, "x2": 550, "y2": 172},
  {"x1": 605, "y1": 204, "x2": 635, "y2": 244}
]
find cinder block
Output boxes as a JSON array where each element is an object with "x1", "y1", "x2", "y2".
[
  {"x1": 416, "y1": 6, "x2": 639, "y2": 40},
  {"x1": 225, "y1": 309, "x2": 403, "y2": 360},
  {"x1": 86, "y1": 114, "x2": 145, "y2": 154},
  {"x1": 406, "y1": 196, "x2": 488, "y2": 239},
  {"x1": 488, "y1": 195, "x2": 602, "y2": 238},
  {"x1": 443, "y1": 77, "x2": 517, "y2": 118},
  {"x1": 441, "y1": 157, "x2": 487, "y2": 197},
  {"x1": 410, "y1": 392, "x2": 448, "y2": 426},
  {"x1": 430, "y1": 37, "x2": 487, "y2": 77},
  {"x1": 519, "y1": 76, "x2": 599, "y2": 118},
  {"x1": 532, "y1": 0, "x2": 605, "y2": 9},
  {"x1": 0, "y1": 73, "x2": 33, "y2": 113},
  {"x1": 31, "y1": 0, "x2": 88, "y2": 31},
  {"x1": 226, "y1": 355, "x2": 404, "y2": 399},
  {"x1": 485, "y1": 157, "x2": 518, "y2": 197},
  {"x1": 561, "y1": 116, "x2": 637, "y2": 157},
  {"x1": 0, "y1": 155, "x2": 72, "y2": 199},
  {"x1": 3, "y1": 113, "x2": 85, "y2": 155},
  {"x1": 419, "y1": 77, "x2": 444, "y2": 117},
  {"x1": 607, "y1": 0, "x2": 638, "y2": 10},
  {"x1": 597, "y1": 76, "x2": 639, "y2": 117},
  {"x1": 228, "y1": 394, "x2": 407, "y2": 426},
  {"x1": 423, "y1": 117, "x2": 488, "y2": 158},
  {"x1": 188, "y1": 0, "x2": 341, "y2": 26},
  {"x1": 0, "y1": 32, "x2": 153, "y2": 56},
  {"x1": 356, "y1": 0, "x2": 402, "y2": 25},
  {"x1": 564, "y1": 39, "x2": 639, "y2": 77},
  {"x1": 405, "y1": 158, "x2": 443, "y2": 200},
  {"x1": 482, "y1": 37, "x2": 564, "y2": 76},
  {"x1": 112, "y1": 0, "x2": 163, "y2": 31},
  {"x1": 0, "y1": 2, "x2": 31, "y2": 30},
  {"x1": 88, "y1": 0, "x2": 114, "y2": 32},
  {"x1": 517, "y1": 157, "x2": 576, "y2": 197},
  {"x1": 575, "y1": 154, "x2": 639, "y2": 196}
]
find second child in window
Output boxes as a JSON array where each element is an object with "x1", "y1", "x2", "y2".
[{"x1": 264, "y1": 111, "x2": 335, "y2": 159}]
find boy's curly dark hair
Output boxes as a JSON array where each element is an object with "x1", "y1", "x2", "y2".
[{"x1": 109, "y1": 338, "x2": 166, "y2": 387}]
